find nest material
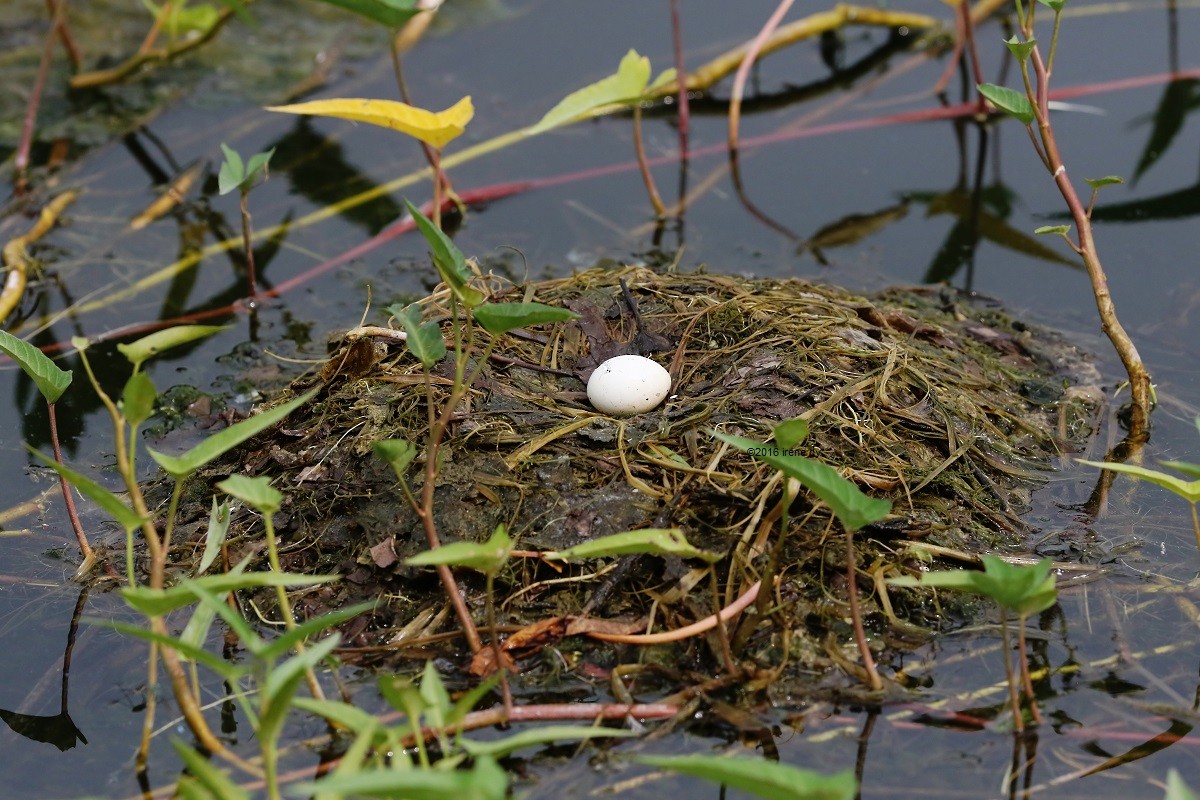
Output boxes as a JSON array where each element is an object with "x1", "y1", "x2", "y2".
[{"x1": 165, "y1": 266, "x2": 1101, "y2": 672}]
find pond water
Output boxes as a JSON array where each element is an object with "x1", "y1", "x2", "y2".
[{"x1": 2, "y1": 0, "x2": 1200, "y2": 797}]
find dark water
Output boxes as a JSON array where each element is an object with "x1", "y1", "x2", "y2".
[{"x1": 2, "y1": 0, "x2": 1200, "y2": 796}]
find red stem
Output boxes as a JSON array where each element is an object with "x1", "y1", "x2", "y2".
[{"x1": 47, "y1": 401, "x2": 95, "y2": 568}]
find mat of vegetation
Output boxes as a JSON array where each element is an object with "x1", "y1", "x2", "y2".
[{"x1": 149, "y1": 264, "x2": 1101, "y2": 694}]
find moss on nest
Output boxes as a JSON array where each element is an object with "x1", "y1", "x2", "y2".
[{"x1": 157, "y1": 265, "x2": 1101, "y2": 687}]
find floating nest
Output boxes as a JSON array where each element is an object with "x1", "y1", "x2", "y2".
[{"x1": 159, "y1": 265, "x2": 1102, "y2": 691}]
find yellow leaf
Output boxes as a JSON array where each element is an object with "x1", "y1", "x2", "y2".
[{"x1": 266, "y1": 96, "x2": 474, "y2": 149}]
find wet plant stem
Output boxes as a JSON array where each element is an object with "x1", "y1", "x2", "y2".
[
  {"x1": 1016, "y1": 615, "x2": 1041, "y2": 725},
  {"x1": 1013, "y1": 6, "x2": 1152, "y2": 435},
  {"x1": 388, "y1": 38, "x2": 457, "y2": 225},
  {"x1": 485, "y1": 571, "x2": 513, "y2": 718},
  {"x1": 46, "y1": 402, "x2": 95, "y2": 577},
  {"x1": 707, "y1": 567, "x2": 737, "y2": 675},
  {"x1": 668, "y1": 0, "x2": 689, "y2": 156},
  {"x1": 846, "y1": 529, "x2": 883, "y2": 691},
  {"x1": 728, "y1": 0, "x2": 795, "y2": 152},
  {"x1": 411, "y1": 306, "x2": 499, "y2": 655},
  {"x1": 1000, "y1": 610, "x2": 1024, "y2": 733},
  {"x1": 632, "y1": 106, "x2": 666, "y2": 217},
  {"x1": 15, "y1": 0, "x2": 61, "y2": 190},
  {"x1": 239, "y1": 189, "x2": 258, "y2": 300},
  {"x1": 76, "y1": 349, "x2": 234, "y2": 765},
  {"x1": 1191, "y1": 503, "x2": 1200, "y2": 552},
  {"x1": 44, "y1": 0, "x2": 81, "y2": 69}
]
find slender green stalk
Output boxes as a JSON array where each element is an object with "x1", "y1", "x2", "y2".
[{"x1": 262, "y1": 512, "x2": 325, "y2": 701}]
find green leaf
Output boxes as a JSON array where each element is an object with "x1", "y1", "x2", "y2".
[
  {"x1": 217, "y1": 474, "x2": 282, "y2": 515},
  {"x1": 461, "y1": 726, "x2": 638, "y2": 758},
  {"x1": 1077, "y1": 459, "x2": 1200, "y2": 503},
  {"x1": 117, "y1": 324, "x2": 230, "y2": 371},
  {"x1": 293, "y1": 755, "x2": 508, "y2": 800},
  {"x1": 304, "y1": 0, "x2": 421, "y2": 29},
  {"x1": 172, "y1": 739, "x2": 251, "y2": 800},
  {"x1": 148, "y1": 388, "x2": 317, "y2": 479},
  {"x1": 532, "y1": 49, "x2": 653, "y2": 133},
  {"x1": 472, "y1": 301, "x2": 578, "y2": 335},
  {"x1": 418, "y1": 659, "x2": 451, "y2": 730},
  {"x1": 244, "y1": 148, "x2": 275, "y2": 186},
  {"x1": 978, "y1": 83, "x2": 1036, "y2": 125},
  {"x1": 92, "y1": 619, "x2": 245, "y2": 681},
  {"x1": 0, "y1": 329, "x2": 72, "y2": 403},
  {"x1": 1036, "y1": 0, "x2": 1066, "y2": 11},
  {"x1": 892, "y1": 557, "x2": 1057, "y2": 617},
  {"x1": 1085, "y1": 175, "x2": 1125, "y2": 189},
  {"x1": 217, "y1": 143, "x2": 244, "y2": 196},
  {"x1": 121, "y1": 570, "x2": 336, "y2": 617},
  {"x1": 976, "y1": 556, "x2": 1057, "y2": 616},
  {"x1": 264, "y1": 633, "x2": 340, "y2": 707},
  {"x1": 1160, "y1": 460, "x2": 1200, "y2": 480},
  {"x1": 373, "y1": 438, "x2": 417, "y2": 480},
  {"x1": 177, "y1": 573, "x2": 266, "y2": 654},
  {"x1": 774, "y1": 418, "x2": 809, "y2": 452},
  {"x1": 1167, "y1": 769, "x2": 1199, "y2": 800},
  {"x1": 392, "y1": 304, "x2": 447, "y2": 369},
  {"x1": 259, "y1": 602, "x2": 375, "y2": 662},
  {"x1": 403, "y1": 199, "x2": 485, "y2": 308},
  {"x1": 377, "y1": 674, "x2": 424, "y2": 717},
  {"x1": 179, "y1": 589, "x2": 220, "y2": 661},
  {"x1": 546, "y1": 527, "x2": 722, "y2": 563},
  {"x1": 715, "y1": 432, "x2": 891, "y2": 532},
  {"x1": 197, "y1": 498, "x2": 231, "y2": 576},
  {"x1": 1034, "y1": 225, "x2": 1071, "y2": 236},
  {"x1": 1003, "y1": 35, "x2": 1037, "y2": 62},
  {"x1": 636, "y1": 755, "x2": 856, "y2": 800},
  {"x1": 447, "y1": 671, "x2": 501, "y2": 728},
  {"x1": 121, "y1": 372, "x2": 156, "y2": 427},
  {"x1": 406, "y1": 524, "x2": 513, "y2": 573},
  {"x1": 26, "y1": 445, "x2": 146, "y2": 534},
  {"x1": 290, "y1": 697, "x2": 384, "y2": 737}
]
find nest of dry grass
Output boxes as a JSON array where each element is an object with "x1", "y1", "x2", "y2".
[{"x1": 162, "y1": 265, "x2": 1101, "y2": 682}]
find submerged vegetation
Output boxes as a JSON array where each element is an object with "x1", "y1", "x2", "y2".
[{"x1": 2, "y1": 0, "x2": 1199, "y2": 797}]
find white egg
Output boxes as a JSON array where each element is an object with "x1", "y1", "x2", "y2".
[{"x1": 586, "y1": 354, "x2": 672, "y2": 416}]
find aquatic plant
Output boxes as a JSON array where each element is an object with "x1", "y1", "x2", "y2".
[
  {"x1": 1079, "y1": 417, "x2": 1200, "y2": 550},
  {"x1": 891, "y1": 555, "x2": 1058, "y2": 732},
  {"x1": 366, "y1": 198, "x2": 575, "y2": 659},
  {"x1": 716, "y1": 420, "x2": 893, "y2": 691},
  {"x1": 974, "y1": 0, "x2": 1152, "y2": 434},
  {"x1": 637, "y1": 753, "x2": 856, "y2": 800},
  {"x1": 0, "y1": 329, "x2": 90, "y2": 574},
  {"x1": 217, "y1": 143, "x2": 275, "y2": 301}
]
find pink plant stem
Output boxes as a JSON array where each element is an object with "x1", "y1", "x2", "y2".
[
  {"x1": 43, "y1": 0, "x2": 81, "y2": 69},
  {"x1": 846, "y1": 530, "x2": 883, "y2": 691},
  {"x1": 47, "y1": 402, "x2": 95, "y2": 570},
  {"x1": 728, "y1": 0, "x2": 795, "y2": 151},
  {"x1": 669, "y1": 0, "x2": 689, "y2": 157},
  {"x1": 15, "y1": 7, "x2": 60, "y2": 184},
  {"x1": 587, "y1": 580, "x2": 760, "y2": 644}
]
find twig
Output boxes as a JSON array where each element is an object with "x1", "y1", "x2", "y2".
[{"x1": 586, "y1": 580, "x2": 760, "y2": 644}]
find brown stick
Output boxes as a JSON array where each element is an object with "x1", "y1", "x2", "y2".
[
  {"x1": 43, "y1": 0, "x2": 81, "y2": 70},
  {"x1": 1023, "y1": 31, "x2": 1152, "y2": 435}
]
